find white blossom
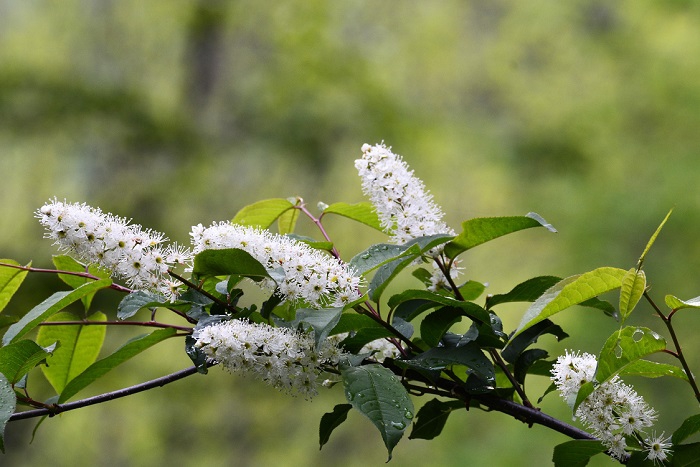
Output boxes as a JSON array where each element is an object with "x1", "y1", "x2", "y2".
[
  {"x1": 194, "y1": 319, "x2": 346, "y2": 399},
  {"x1": 190, "y1": 222, "x2": 362, "y2": 308},
  {"x1": 37, "y1": 199, "x2": 192, "y2": 300},
  {"x1": 355, "y1": 142, "x2": 460, "y2": 290},
  {"x1": 645, "y1": 432, "x2": 672, "y2": 464},
  {"x1": 551, "y1": 350, "x2": 667, "y2": 462}
]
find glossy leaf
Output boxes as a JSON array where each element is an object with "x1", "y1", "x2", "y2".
[
  {"x1": 231, "y1": 198, "x2": 295, "y2": 228},
  {"x1": 502, "y1": 319, "x2": 567, "y2": 364},
  {"x1": 0, "y1": 373, "x2": 15, "y2": 453},
  {"x1": 58, "y1": 328, "x2": 176, "y2": 403},
  {"x1": 319, "y1": 403, "x2": 352, "y2": 449},
  {"x1": 52, "y1": 255, "x2": 110, "y2": 312},
  {"x1": 619, "y1": 268, "x2": 646, "y2": 323},
  {"x1": 2, "y1": 278, "x2": 112, "y2": 346},
  {"x1": 192, "y1": 248, "x2": 270, "y2": 281},
  {"x1": 403, "y1": 344, "x2": 495, "y2": 384},
  {"x1": 0, "y1": 259, "x2": 30, "y2": 314},
  {"x1": 389, "y1": 289, "x2": 491, "y2": 324},
  {"x1": 512, "y1": 267, "x2": 627, "y2": 339},
  {"x1": 116, "y1": 290, "x2": 181, "y2": 320},
  {"x1": 0, "y1": 339, "x2": 54, "y2": 384},
  {"x1": 552, "y1": 439, "x2": 606, "y2": 467},
  {"x1": 368, "y1": 254, "x2": 419, "y2": 302},
  {"x1": 285, "y1": 307, "x2": 343, "y2": 346},
  {"x1": 596, "y1": 326, "x2": 666, "y2": 385},
  {"x1": 486, "y1": 276, "x2": 560, "y2": 309},
  {"x1": 341, "y1": 364, "x2": 414, "y2": 461},
  {"x1": 619, "y1": 359, "x2": 688, "y2": 381},
  {"x1": 350, "y1": 243, "x2": 414, "y2": 276},
  {"x1": 322, "y1": 202, "x2": 383, "y2": 231},
  {"x1": 458, "y1": 280, "x2": 486, "y2": 301},
  {"x1": 37, "y1": 311, "x2": 107, "y2": 393},
  {"x1": 420, "y1": 307, "x2": 463, "y2": 347},
  {"x1": 444, "y1": 213, "x2": 556, "y2": 259},
  {"x1": 277, "y1": 206, "x2": 299, "y2": 235},
  {"x1": 514, "y1": 348, "x2": 549, "y2": 385},
  {"x1": 665, "y1": 294, "x2": 700, "y2": 311},
  {"x1": 409, "y1": 398, "x2": 464, "y2": 440},
  {"x1": 673, "y1": 414, "x2": 700, "y2": 445}
]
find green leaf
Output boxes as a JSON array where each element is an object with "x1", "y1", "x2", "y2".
[
  {"x1": 389, "y1": 289, "x2": 491, "y2": 324},
  {"x1": 408, "y1": 398, "x2": 464, "y2": 440},
  {"x1": 458, "y1": 280, "x2": 486, "y2": 301},
  {"x1": 368, "y1": 253, "x2": 419, "y2": 302},
  {"x1": 116, "y1": 291, "x2": 180, "y2": 320},
  {"x1": 487, "y1": 276, "x2": 561, "y2": 309},
  {"x1": 192, "y1": 248, "x2": 270, "y2": 281},
  {"x1": 444, "y1": 213, "x2": 556, "y2": 259},
  {"x1": 619, "y1": 359, "x2": 688, "y2": 381},
  {"x1": 285, "y1": 234, "x2": 334, "y2": 252},
  {"x1": 52, "y1": 255, "x2": 110, "y2": 312},
  {"x1": 665, "y1": 294, "x2": 700, "y2": 311},
  {"x1": 402, "y1": 344, "x2": 495, "y2": 385},
  {"x1": 596, "y1": 326, "x2": 666, "y2": 385},
  {"x1": 0, "y1": 260, "x2": 30, "y2": 314},
  {"x1": 2, "y1": 278, "x2": 112, "y2": 346},
  {"x1": 341, "y1": 364, "x2": 414, "y2": 461},
  {"x1": 673, "y1": 414, "x2": 700, "y2": 445},
  {"x1": 552, "y1": 439, "x2": 606, "y2": 467},
  {"x1": 231, "y1": 198, "x2": 295, "y2": 228},
  {"x1": 637, "y1": 208, "x2": 672, "y2": 270},
  {"x1": 322, "y1": 202, "x2": 383, "y2": 232},
  {"x1": 501, "y1": 319, "x2": 568, "y2": 364},
  {"x1": 277, "y1": 206, "x2": 299, "y2": 235},
  {"x1": 0, "y1": 373, "x2": 16, "y2": 453},
  {"x1": 670, "y1": 442, "x2": 700, "y2": 467},
  {"x1": 573, "y1": 381, "x2": 596, "y2": 413},
  {"x1": 512, "y1": 267, "x2": 627, "y2": 339},
  {"x1": 0, "y1": 339, "x2": 54, "y2": 384},
  {"x1": 514, "y1": 348, "x2": 549, "y2": 385},
  {"x1": 420, "y1": 307, "x2": 463, "y2": 347},
  {"x1": 619, "y1": 268, "x2": 646, "y2": 323},
  {"x1": 319, "y1": 403, "x2": 352, "y2": 449},
  {"x1": 285, "y1": 307, "x2": 343, "y2": 346},
  {"x1": 58, "y1": 328, "x2": 176, "y2": 403},
  {"x1": 37, "y1": 311, "x2": 107, "y2": 393},
  {"x1": 350, "y1": 243, "x2": 415, "y2": 276}
]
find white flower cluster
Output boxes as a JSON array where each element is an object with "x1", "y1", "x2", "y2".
[
  {"x1": 37, "y1": 199, "x2": 192, "y2": 300},
  {"x1": 551, "y1": 350, "x2": 671, "y2": 463},
  {"x1": 355, "y1": 143, "x2": 460, "y2": 290},
  {"x1": 190, "y1": 222, "x2": 362, "y2": 308},
  {"x1": 194, "y1": 319, "x2": 346, "y2": 399}
]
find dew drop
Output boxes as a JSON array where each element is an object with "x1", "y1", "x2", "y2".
[
  {"x1": 361, "y1": 254, "x2": 371, "y2": 260},
  {"x1": 390, "y1": 421, "x2": 406, "y2": 430},
  {"x1": 615, "y1": 344, "x2": 623, "y2": 358},
  {"x1": 404, "y1": 410, "x2": 414, "y2": 420},
  {"x1": 345, "y1": 391, "x2": 354, "y2": 401},
  {"x1": 632, "y1": 328, "x2": 644, "y2": 342}
]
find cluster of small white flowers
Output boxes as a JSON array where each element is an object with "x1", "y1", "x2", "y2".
[
  {"x1": 190, "y1": 222, "x2": 362, "y2": 308},
  {"x1": 355, "y1": 143, "x2": 460, "y2": 290},
  {"x1": 194, "y1": 319, "x2": 346, "y2": 399},
  {"x1": 551, "y1": 350, "x2": 671, "y2": 463},
  {"x1": 37, "y1": 199, "x2": 192, "y2": 300}
]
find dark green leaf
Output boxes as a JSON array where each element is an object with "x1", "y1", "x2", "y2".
[
  {"x1": 341, "y1": 364, "x2": 414, "y2": 460},
  {"x1": 185, "y1": 335, "x2": 209, "y2": 374},
  {"x1": 668, "y1": 442, "x2": 700, "y2": 467},
  {"x1": 117, "y1": 290, "x2": 174, "y2": 320},
  {"x1": 514, "y1": 348, "x2": 549, "y2": 385},
  {"x1": 0, "y1": 259, "x2": 30, "y2": 314},
  {"x1": 673, "y1": 414, "x2": 700, "y2": 445},
  {"x1": 58, "y1": 328, "x2": 176, "y2": 403},
  {"x1": 192, "y1": 248, "x2": 270, "y2": 281},
  {"x1": 502, "y1": 319, "x2": 567, "y2": 364},
  {"x1": 512, "y1": 267, "x2": 627, "y2": 338},
  {"x1": 322, "y1": 202, "x2": 383, "y2": 231},
  {"x1": 340, "y1": 328, "x2": 394, "y2": 354},
  {"x1": 319, "y1": 403, "x2": 352, "y2": 449},
  {"x1": 409, "y1": 398, "x2": 464, "y2": 440},
  {"x1": 2, "y1": 278, "x2": 112, "y2": 346},
  {"x1": 286, "y1": 307, "x2": 343, "y2": 346},
  {"x1": 369, "y1": 254, "x2": 419, "y2": 302},
  {"x1": 487, "y1": 276, "x2": 561, "y2": 309},
  {"x1": 388, "y1": 289, "x2": 491, "y2": 324},
  {"x1": 0, "y1": 339, "x2": 54, "y2": 384},
  {"x1": 596, "y1": 326, "x2": 666, "y2": 385},
  {"x1": 402, "y1": 344, "x2": 495, "y2": 384},
  {"x1": 0, "y1": 373, "x2": 15, "y2": 453},
  {"x1": 445, "y1": 213, "x2": 556, "y2": 259},
  {"x1": 552, "y1": 439, "x2": 606, "y2": 467},
  {"x1": 420, "y1": 307, "x2": 463, "y2": 348},
  {"x1": 37, "y1": 311, "x2": 107, "y2": 393},
  {"x1": 350, "y1": 243, "x2": 415, "y2": 276},
  {"x1": 619, "y1": 268, "x2": 646, "y2": 323},
  {"x1": 231, "y1": 198, "x2": 295, "y2": 228},
  {"x1": 330, "y1": 313, "x2": 380, "y2": 335}
]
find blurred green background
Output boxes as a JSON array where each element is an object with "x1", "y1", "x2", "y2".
[{"x1": 2, "y1": 1, "x2": 700, "y2": 465}]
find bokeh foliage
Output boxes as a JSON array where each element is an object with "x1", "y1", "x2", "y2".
[{"x1": 2, "y1": 1, "x2": 700, "y2": 465}]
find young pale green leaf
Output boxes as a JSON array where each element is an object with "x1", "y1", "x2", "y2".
[
  {"x1": 2, "y1": 278, "x2": 113, "y2": 346},
  {"x1": 458, "y1": 280, "x2": 486, "y2": 301},
  {"x1": 0, "y1": 260, "x2": 30, "y2": 314},
  {"x1": 58, "y1": 327, "x2": 176, "y2": 403},
  {"x1": 665, "y1": 294, "x2": 700, "y2": 311},
  {"x1": 0, "y1": 339, "x2": 54, "y2": 384},
  {"x1": 420, "y1": 307, "x2": 463, "y2": 348},
  {"x1": 52, "y1": 255, "x2": 110, "y2": 312},
  {"x1": 512, "y1": 267, "x2": 627, "y2": 339},
  {"x1": 0, "y1": 373, "x2": 16, "y2": 453},
  {"x1": 319, "y1": 403, "x2": 352, "y2": 449},
  {"x1": 573, "y1": 381, "x2": 596, "y2": 413},
  {"x1": 673, "y1": 414, "x2": 700, "y2": 445},
  {"x1": 37, "y1": 311, "x2": 107, "y2": 394},
  {"x1": 321, "y1": 202, "x2": 383, "y2": 232},
  {"x1": 192, "y1": 248, "x2": 270, "y2": 281},
  {"x1": 595, "y1": 326, "x2": 666, "y2": 385},
  {"x1": 552, "y1": 439, "x2": 606, "y2": 467},
  {"x1": 637, "y1": 208, "x2": 672, "y2": 270},
  {"x1": 619, "y1": 268, "x2": 646, "y2": 323},
  {"x1": 619, "y1": 359, "x2": 688, "y2": 381},
  {"x1": 231, "y1": 198, "x2": 295, "y2": 228},
  {"x1": 408, "y1": 398, "x2": 464, "y2": 440},
  {"x1": 444, "y1": 213, "x2": 556, "y2": 259},
  {"x1": 341, "y1": 364, "x2": 414, "y2": 461},
  {"x1": 277, "y1": 206, "x2": 299, "y2": 235}
]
